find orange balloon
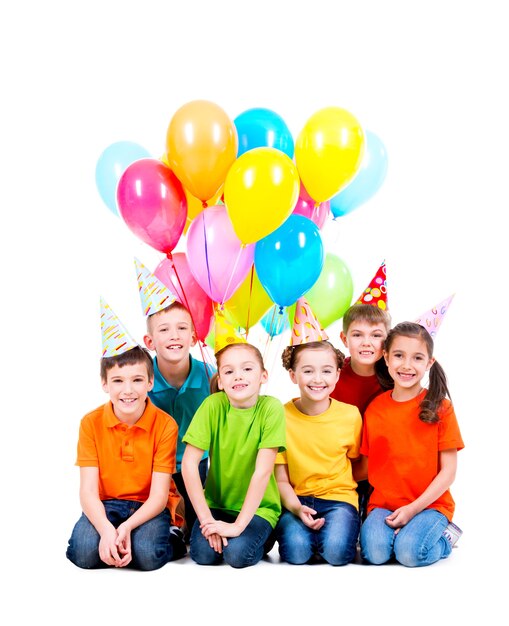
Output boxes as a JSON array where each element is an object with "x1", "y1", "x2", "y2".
[
  {"x1": 166, "y1": 100, "x2": 238, "y2": 202},
  {"x1": 223, "y1": 266, "x2": 273, "y2": 331}
]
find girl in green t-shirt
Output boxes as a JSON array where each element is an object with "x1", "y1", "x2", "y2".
[{"x1": 182, "y1": 342, "x2": 286, "y2": 568}]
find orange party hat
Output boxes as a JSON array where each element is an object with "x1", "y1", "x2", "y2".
[
  {"x1": 356, "y1": 260, "x2": 388, "y2": 310},
  {"x1": 291, "y1": 297, "x2": 328, "y2": 345}
]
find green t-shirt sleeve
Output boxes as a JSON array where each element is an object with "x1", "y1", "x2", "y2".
[{"x1": 258, "y1": 396, "x2": 286, "y2": 452}]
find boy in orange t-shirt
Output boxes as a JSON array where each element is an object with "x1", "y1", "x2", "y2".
[{"x1": 66, "y1": 299, "x2": 185, "y2": 570}]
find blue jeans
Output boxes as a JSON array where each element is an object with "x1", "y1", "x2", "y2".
[
  {"x1": 173, "y1": 458, "x2": 208, "y2": 542},
  {"x1": 190, "y1": 508, "x2": 273, "y2": 568},
  {"x1": 66, "y1": 499, "x2": 185, "y2": 571},
  {"x1": 360, "y1": 507, "x2": 452, "y2": 567},
  {"x1": 276, "y1": 497, "x2": 360, "y2": 565}
]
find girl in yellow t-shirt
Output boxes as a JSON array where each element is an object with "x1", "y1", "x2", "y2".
[{"x1": 275, "y1": 339, "x2": 363, "y2": 565}]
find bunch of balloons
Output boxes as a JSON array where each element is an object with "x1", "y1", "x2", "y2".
[{"x1": 95, "y1": 100, "x2": 388, "y2": 341}]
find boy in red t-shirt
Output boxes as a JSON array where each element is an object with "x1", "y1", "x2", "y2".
[{"x1": 331, "y1": 302, "x2": 392, "y2": 519}]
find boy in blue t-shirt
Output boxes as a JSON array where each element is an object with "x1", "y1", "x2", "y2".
[{"x1": 135, "y1": 259, "x2": 214, "y2": 541}]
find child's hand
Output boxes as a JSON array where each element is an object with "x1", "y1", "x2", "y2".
[
  {"x1": 115, "y1": 523, "x2": 133, "y2": 567},
  {"x1": 385, "y1": 505, "x2": 416, "y2": 530},
  {"x1": 98, "y1": 526, "x2": 126, "y2": 567},
  {"x1": 299, "y1": 505, "x2": 325, "y2": 530},
  {"x1": 201, "y1": 520, "x2": 239, "y2": 539}
]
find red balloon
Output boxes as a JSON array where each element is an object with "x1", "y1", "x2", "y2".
[
  {"x1": 117, "y1": 158, "x2": 187, "y2": 254},
  {"x1": 154, "y1": 253, "x2": 214, "y2": 343}
]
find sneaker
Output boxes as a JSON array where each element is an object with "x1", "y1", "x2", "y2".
[
  {"x1": 169, "y1": 526, "x2": 187, "y2": 559},
  {"x1": 443, "y1": 522, "x2": 463, "y2": 548}
]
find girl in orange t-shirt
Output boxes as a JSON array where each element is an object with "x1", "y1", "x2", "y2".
[{"x1": 359, "y1": 322, "x2": 464, "y2": 567}]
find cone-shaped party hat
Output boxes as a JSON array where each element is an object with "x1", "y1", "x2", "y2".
[
  {"x1": 100, "y1": 297, "x2": 139, "y2": 357},
  {"x1": 134, "y1": 257, "x2": 176, "y2": 316},
  {"x1": 415, "y1": 294, "x2": 455, "y2": 337},
  {"x1": 355, "y1": 260, "x2": 388, "y2": 310},
  {"x1": 291, "y1": 297, "x2": 329, "y2": 345},
  {"x1": 214, "y1": 308, "x2": 247, "y2": 354}
]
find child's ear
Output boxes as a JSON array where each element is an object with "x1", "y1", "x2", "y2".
[
  {"x1": 340, "y1": 331, "x2": 348, "y2": 348},
  {"x1": 261, "y1": 369, "x2": 269, "y2": 385},
  {"x1": 426, "y1": 357, "x2": 436, "y2": 371},
  {"x1": 143, "y1": 334, "x2": 154, "y2": 351},
  {"x1": 216, "y1": 375, "x2": 224, "y2": 390},
  {"x1": 190, "y1": 331, "x2": 198, "y2": 348},
  {"x1": 289, "y1": 369, "x2": 298, "y2": 384},
  {"x1": 383, "y1": 350, "x2": 389, "y2": 365},
  {"x1": 147, "y1": 377, "x2": 154, "y2": 392},
  {"x1": 101, "y1": 379, "x2": 109, "y2": 394}
]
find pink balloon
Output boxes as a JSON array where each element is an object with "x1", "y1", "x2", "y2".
[
  {"x1": 154, "y1": 252, "x2": 214, "y2": 343},
  {"x1": 186, "y1": 205, "x2": 255, "y2": 304},
  {"x1": 117, "y1": 158, "x2": 187, "y2": 254},
  {"x1": 293, "y1": 191, "x2": 330, "y2": 229}
]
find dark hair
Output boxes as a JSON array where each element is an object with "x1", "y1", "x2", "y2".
[
  {"x1": 342, "y1": 303, "x2": 391, "y2": 334},
  {"x1": 100, "y1": 345, "x2": 154, "y2": 381},
  {"x1": 210, "y1": 342, "x2": 266, "y2": 394},
  {"x1": 281, "y1": 340, "x2": 345, "y2": 371},
  {"x1": 384, "y1": 322, "x2": 451, "y2": 424}
]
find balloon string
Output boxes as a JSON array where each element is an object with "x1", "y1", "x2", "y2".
[
  {"x1": 166, "y1": 251, "x2": 213, "y2": 383},
  {"x1": 201, "y1": 212, "x2": 215, "y2": 307},
  {"x1": 244, "y1": 265, "x2": 255, "y2": 339},
  {"x1": 220, "y1": 244, "x2": 244, "y2": 307}
]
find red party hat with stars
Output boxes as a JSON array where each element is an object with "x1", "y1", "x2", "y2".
[
  {"x1": 355, "y1": 260, "x2": 388, "y2": 310},
  {"x1": 415, "y1": 294, "x2": 455, "y2": 338},
  {"x1": 291, "y1": 297, "x2": 329, "y2": 346}
]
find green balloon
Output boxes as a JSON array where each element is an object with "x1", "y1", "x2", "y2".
[{"x1": 301, "y1": 253, "x2": 354, "y2": 328}]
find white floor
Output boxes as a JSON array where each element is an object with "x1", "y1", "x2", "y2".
[{"x1": 6, "y1": 519, "x2": 502, "y2": 624}]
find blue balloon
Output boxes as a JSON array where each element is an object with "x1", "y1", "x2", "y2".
[
  {"x1": 95, "y1": 141, "x2": 151, "y2": 216},
  {"x1": 330, "y1": 130, "x2": 388, "y2": 218},
  {"x1": 234, "y1": 108, "x2": 294, "y2": 159},
  {"x1": 254, "y1": 214, "x2": 324, "y2": 307},
  {"x1": 260, "y1": 305, "x2": 289, "y2": 337}
]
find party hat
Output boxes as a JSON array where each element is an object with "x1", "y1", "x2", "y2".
[
  {"x1": 291, "y1": 297, "x2": 329, "y2": 345},
  {"x1": 355, "y1": 260, "x2": 388, "y2": 310},
  {"x1": 134, "y1": 257, "x2": 176, "y2": 316},
  {"x1": 100, "y1": 297, "x2": 139, "y2": 357},
  {"x1": 415, "y1": 294, "x2": 455, "y2": 337},
  {"x1": 214, "y1": 309, "x2": 247, "y2": 354}
]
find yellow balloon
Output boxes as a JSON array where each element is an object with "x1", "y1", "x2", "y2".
[
  {"x1": 223, "y1": 266, "x2": 273, "y2": 330},
  {"x1": 224, "y1": 147, "x2": 300, "y2": 244},
  {"x1": 295, "y1": 107, "x2": 365, "y2": 203},
  {"x1": 166, "y1": 100, "x2": 238, "y2": 202}
]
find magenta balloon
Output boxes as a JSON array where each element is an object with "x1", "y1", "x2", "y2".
[
  {"x1": 293, "y1": 194, "x2": 330, "y2": 229},
  {"x1": 117, "y1": 158, "x2": 187, "y2": 254},
  {"x1": 186, "y1": 205, "x2": 255, "y2": 304},
  {"x1": 154, "y1": 253, "x2": 214, "y2": 343}
]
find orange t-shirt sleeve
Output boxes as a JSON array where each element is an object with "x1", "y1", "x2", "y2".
[
  {"x1": 152, "y1": 418, "x2": 178, "y2": 474},
  {"x1": 438, "y1": 400, "x2": 465, "y2": 452}
]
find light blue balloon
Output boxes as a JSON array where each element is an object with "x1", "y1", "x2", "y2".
[
  {"x1": 330, "y1": 130, "x2": 388, "y2": 218},
  {"x1": 254, "y1": 214, "x2": 324, "y2": 307},
  {"x1": 260, "y1": 305, "x2": 289, "y2": 337},
  {"x1": 234, "y1": 108, "x2": 294, "y2": 158},
  {"x1": 95, "y1": 141, "x2": 151, "y2": 216}
]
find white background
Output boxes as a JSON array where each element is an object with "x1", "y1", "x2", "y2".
[{"x1": 2, "y1": 1, "x2": 506, "y2": 622}]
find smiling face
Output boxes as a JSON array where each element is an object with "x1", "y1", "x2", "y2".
[
  {"x1": 384, "y1": 335, "x2": 435, "y2": 399},
  {"x1": 341, "y1": 320, "x2": 387, "y2": 372},
  {"x1": 290, "y1": 345, "x2": 340, "y2": 408},
  {"x1": 102, "y1": 362, "x2": 154, "y2": 424},
  {"x1": 144, "y1": 304, "x2": 197, "y2": 366},
  {"x1": 216, "y1": 344, "x2": 268, "y2": 409}
]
